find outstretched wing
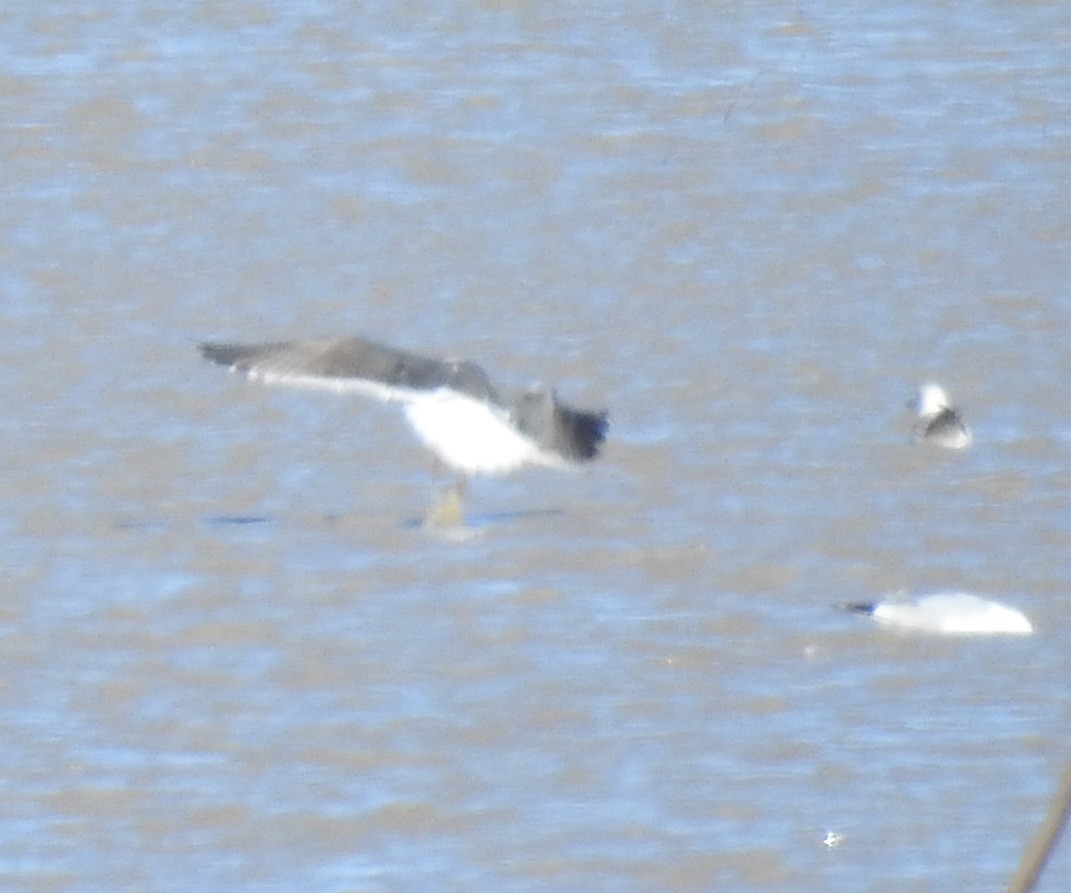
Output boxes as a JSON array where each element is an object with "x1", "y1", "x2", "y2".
[
  {"x1": 200, "y1": 336, "x2": 608, "y2": 474},
  {"x1": 199, "y1": 336, "x2": 503, "y2": 406}
]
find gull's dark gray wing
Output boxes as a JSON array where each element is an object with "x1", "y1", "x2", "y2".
[
  {"x1": 199, "y1": 336, "x2": 503, "y2": 405},
  {"x1": 924, "y1": 408, "x2": 966, "y2": 439},
  {"x1": 915, "y1": 406, "x2": 971, "y2": 449}
]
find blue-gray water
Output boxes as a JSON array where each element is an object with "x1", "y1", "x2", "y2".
[{"x1": 1, "y1": 2, "x2": 1070, "y2": 891}]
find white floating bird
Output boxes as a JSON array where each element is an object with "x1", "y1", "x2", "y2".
[
  {"x1": 909, "y1": 383, "x2": 972, "y2": 449},
  {"x1": 199, "y1": 335, "x2": 607, "y2": 525},
  {"x1": 845, "y1": 592, "x2": 1032, "y2": 636}
]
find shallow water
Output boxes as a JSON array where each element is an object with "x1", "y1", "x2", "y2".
[{"x1": 2, "y1": 1, "x2": 1071, "y2": 890}]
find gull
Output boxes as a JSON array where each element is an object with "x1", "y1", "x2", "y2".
[
  {"x1": 909, "y1": 383, "x2": 972, "y2": 449},
  {"x1": 199, "y1": 335, "x2": 608, "y2": 525},
  {"x1": 844, "y1": 592, "x2": 1032, "y2": 636}
]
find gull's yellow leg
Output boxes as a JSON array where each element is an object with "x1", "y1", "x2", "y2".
[{"x1": 425, "y1": 476, "x2": 466, "y2": 527}]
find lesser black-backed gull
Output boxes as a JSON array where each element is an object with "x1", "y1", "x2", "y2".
[{"x1": 199, "y1": 335, "x2": 607, "y2": 525}]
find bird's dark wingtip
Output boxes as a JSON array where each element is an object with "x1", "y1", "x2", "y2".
[
  {"x1": 841, "y1": 601, "x2": 877, "y2": 616},
  {"x1": 561, "y1": 405, "x2": 609, "y2": 462},
  {"x1": 199, "y1": 341, "x2": 268, "y2": 370},
  {"x1": 199, "y1": 341, "x2": 236, "y2": 366},
  {"x1": 589, "y1": 410, "x2": 610, "y2": 456}
]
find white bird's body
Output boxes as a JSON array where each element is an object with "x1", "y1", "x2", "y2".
[
  {"x1": 846, "y1": 592, "x2": 1032, "y2": 636},
  {"x1": 402, "y1": 389, "x2": 571, "y2": 476}
]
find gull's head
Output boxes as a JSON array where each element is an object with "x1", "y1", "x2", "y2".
[{"x1": 912, "y1": 383, "x2": 952, "y2": 419}]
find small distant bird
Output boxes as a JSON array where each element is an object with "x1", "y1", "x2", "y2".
[
  {"x1": 909, "y1": 383, "x2": 972, "y2": 449},
  {"x1": 199, "y1": 335, "x2": 608, "y2": 525},
  {"x1": 844, "y1": 592, "x2": 1032, "y2": 636}
]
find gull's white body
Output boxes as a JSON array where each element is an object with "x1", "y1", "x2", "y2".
[
  {"x1": 853, "y1": 592, "x2": 1032, "y2": 636},
  {"x1": 404, "y1": 389, "x2": 567, "y2": 475},
  {"x1": 232, "y1": 366, "x2": 554, "y2": 473}
]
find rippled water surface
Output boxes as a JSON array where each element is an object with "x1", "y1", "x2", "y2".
[{"x1": 2, "y1": 2, "x2": 1070, "y2": 890}]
